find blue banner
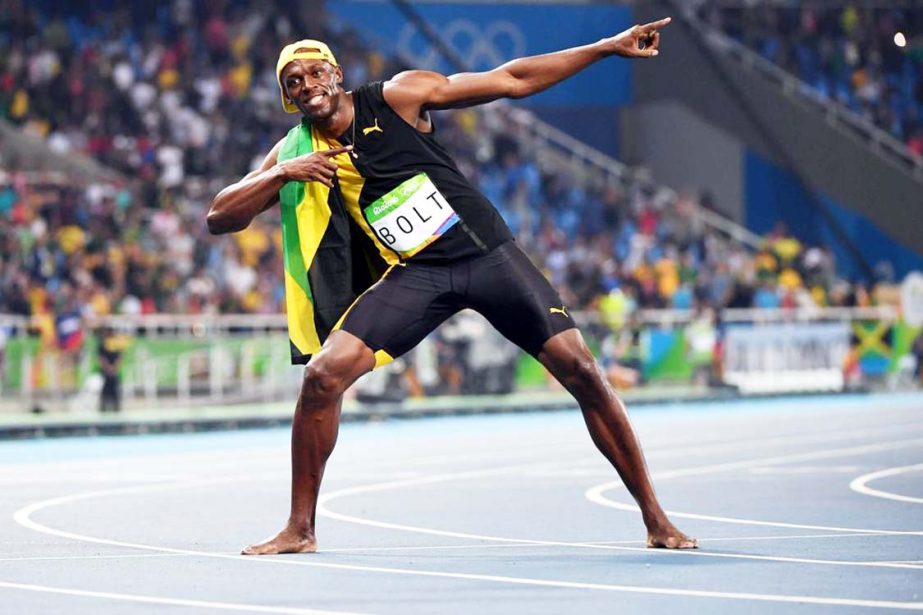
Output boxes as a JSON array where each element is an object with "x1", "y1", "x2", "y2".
[{"x1": 328, "y1": 2, "x2": 634, "y2": 107}]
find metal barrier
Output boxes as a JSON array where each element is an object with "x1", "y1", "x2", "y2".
[
  {"x1": 498, "y1": 105, "x2": 765, "y2": 250},
  {"x1": 1, "y1": 306, "x2": 915, "y2": 414}
]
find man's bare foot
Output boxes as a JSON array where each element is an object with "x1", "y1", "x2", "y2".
[
  {"x1": 646, "y1": 523, "x2": 698, "y2": 549},
  {"x1": 241, "y1": 525, "x2": 316, "y2": 555}
]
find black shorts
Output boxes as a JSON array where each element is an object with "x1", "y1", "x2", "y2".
[{"x1": 336, "y1": 241, "x2": 576, "y2": 366}]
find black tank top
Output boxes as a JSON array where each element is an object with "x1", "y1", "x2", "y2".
[{"x1": 334, "y1": 81, "x2": 513, "y2": 263}]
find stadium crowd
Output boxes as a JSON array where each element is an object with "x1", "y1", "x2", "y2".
[
  {"x1": 0, "y1": 1, "x2": 894, "y2": 332},
  {"x1": 701, "y1": 1, "x2": 923, "y2": 155}
]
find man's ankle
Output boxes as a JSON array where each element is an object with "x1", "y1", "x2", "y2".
[{"x1": 285, "y1": 520, "x2": 313, "y2": 537}]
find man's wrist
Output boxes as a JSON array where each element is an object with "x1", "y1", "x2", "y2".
[
  {"x1": 595, "y1": 38, "x2": 620, "y2": 59},
  {"x1": 272, "y1": 162, "x2": 291, "y2": 183}
]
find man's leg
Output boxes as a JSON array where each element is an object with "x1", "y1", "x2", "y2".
[
  {"x1": 243, "y1": 262, "x2": 457, "y2": 554},
  {"x1": 242, "y1": 330, "x2": 375, "y2": 555},
  {"x1": 461, "y1": 243, "x2": 695, "y2": 548},
  {"x1": 538, "y1": 328, "x2": 697, "y2": 549}
]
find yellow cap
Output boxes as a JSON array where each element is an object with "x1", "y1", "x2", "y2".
[{"x1": 276, "y1": 39, "x2": 339, "y2": 113}]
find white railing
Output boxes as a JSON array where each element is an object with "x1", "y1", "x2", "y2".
[
  {"x1": 618, "y1": 305, "x2": 899, "y2": 327},
  {"x1": 1, "y1": 305, "x2": 904, "y2": 408},
  {"x1": 2, "y1": 304, "x2": 913, "y2": 415},
  {"x1": 1, "y1": 306, "x2": 901, "y2": 341},
  {"x1": 498, "y1": 105, "x2": 765, "y2": 250}
]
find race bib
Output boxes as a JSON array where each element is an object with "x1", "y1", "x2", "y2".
[{"x1": 363, "y1": 173, "x2": 459, "y2": 259}]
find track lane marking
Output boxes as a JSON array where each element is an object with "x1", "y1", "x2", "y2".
[
  {"x1": 11, "y1": 414, "x2": 923, "y2": 610},
  {"x1": 14, "y1": 466, "x2": 923, "y2": 609},
  {"x1": 850, "y1": 464, "x2": 923, "y2": 505},
  {"x1": 0, "y1": 553, "x2": 184, "y2": 563},
  {"x1": 0, "y1": 580, "x2": 366, "y2": 614},
  {"x1": 586, "y1": 438, "x2": 923, "y2": 536},
  {"x1": 10, "y1": 499, "x2": 923, "y2": 613}
]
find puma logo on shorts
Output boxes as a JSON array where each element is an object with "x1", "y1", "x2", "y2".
[{"x1": 549, "y1": 306, "x2": 569, "y2": 317}]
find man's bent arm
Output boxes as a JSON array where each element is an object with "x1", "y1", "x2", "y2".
[
  {"x1": 207, "y1": 139, "x2": 287, "y2": 235},
  {"x1": 384, "y1": 17, "x2": 670, "y2": 116}
]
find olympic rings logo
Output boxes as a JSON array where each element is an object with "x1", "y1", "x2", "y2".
[{"x1": 397, "y1": 19, "x2": 527, "y2": 71}]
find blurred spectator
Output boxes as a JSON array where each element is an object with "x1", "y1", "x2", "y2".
[
  {"x1": 913, "y1": 332, "x2": 923, "y2": 386},
  {"x1": 96, "y1": 325, "x2": 125, "y2": 413},
  {"x1": 0, "y1": 0, "x2": 882, "y2": 341}
]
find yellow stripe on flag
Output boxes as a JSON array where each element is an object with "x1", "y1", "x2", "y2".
[{"x1": 284, "y1": 268, "x2": 320, "y2": 355}]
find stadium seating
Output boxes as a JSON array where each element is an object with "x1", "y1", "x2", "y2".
[
  {"x1": 1, "y1": 0, "x2": 880, "y2": 330},
  {"x1": 700, "y1": 2, "x2": 923, "y2": 154}
]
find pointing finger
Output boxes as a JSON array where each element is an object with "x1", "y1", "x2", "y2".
[
  {"x1": 640, "y1": 16, "x2": 671, "y2": 33},
  {"x1": 320, "y1": 146, "x2": 353, "y2": 157}
]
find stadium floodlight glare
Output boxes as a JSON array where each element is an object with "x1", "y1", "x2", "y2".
[{"x1": 894, "y1": 32, "x2": 907, "y2": 48}]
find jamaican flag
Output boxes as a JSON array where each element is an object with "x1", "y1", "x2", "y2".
[{"x1": 277, "y1": 120, "x2": 388, "y2": 364}]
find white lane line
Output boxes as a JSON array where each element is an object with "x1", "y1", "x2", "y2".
[
  {"x1": 5, "y1": 571, "x2": 916, "y2": 612},
  {"x1": 0, "y1": 439, "x2": 557, "y2": 483},
  {"x1": 4, "y1": 413, "x2": 919, "y2": 479},
  {"x1": 1, "y1": 531, "x2": 896, "y2": 560},
  {"x1": 748, "y1": 466, "x2": 863, "y2": 475},
  {"x1": 0, "y1": 449, "x2": 287, "y2": 475},
  {"x1": 12, "y1": 460, "x2": 923, "y2": 608},
  {"x1": 0, "y1": 581, "x2": 365, "y2": 615},
  {"x1": 17, "y1": 438, "x2": 912, "y2": 577},
  {"x1": 850, "y1": 464, "x2": 923, "y2": 505},
  {"x1": 12, "y1": 418, "x2": 923, "y2": 609},
  {"x1": 315, "y1": 475, "x2": 923, "y2": 571},
  {"x1": 644, "y1": 531, "x2": 908, "y2": 543},
  {"x1": 646, "y1": 427, "x2": 923, "y2": 461},
  {"x1": 0, "y1": 474, "x2": 192, "y2": 486},
  {"x1": 11, "y1": 490, "x2": 923, "y2": 611},
  {"x1": 526, "y1": 422, "x2": 923, "y2": 481},
  {"x1": 321, "y1": 531, "x2": 909, "y2": 553},
  {"x1": 586, "y1": 438, "x2": 923, "y2": 536},
  {"x1": 0, "y1": 553, "x2": 184, "y2": 563}
]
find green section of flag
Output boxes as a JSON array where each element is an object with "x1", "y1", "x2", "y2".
[{"x1": 278, "y1": 123, "x2": 314, "y2": 302}]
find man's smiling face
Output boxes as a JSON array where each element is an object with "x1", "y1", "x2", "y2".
[{"x1": 282, "y1": 59, "x2": 344, "y2": 121}]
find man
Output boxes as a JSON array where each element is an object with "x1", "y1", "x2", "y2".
[
  {"x1": 208, "y1": 16, "x2": 697, "y2": 555},
  {"x1": 96, "y1": 326, "x2": 125, "y2": 413}
]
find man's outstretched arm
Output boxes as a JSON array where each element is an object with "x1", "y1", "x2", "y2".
[{"x1": 384, "y1": 17, "x2": 670, "y2": 117}]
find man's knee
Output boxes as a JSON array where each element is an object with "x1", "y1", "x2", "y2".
[
  {"x1": 540, "y1": 332, "x2": 606, "y2": 397},
  {"x1": 561, "y1": 353, "x2": 605, "y2": 395},
  {"x1": 303, "y1": 361, "x2": 347, "y2": 400},
  {"x1": 302, "y1": 332, "x2": 375, "y2": 401}
]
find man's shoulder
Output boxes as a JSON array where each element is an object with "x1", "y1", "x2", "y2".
[{"x1": 356, "y1": 80, "x2": 385, "y2": 99}]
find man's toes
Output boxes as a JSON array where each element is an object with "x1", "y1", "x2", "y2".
[
  {"x1": 667, "y1": 536, "x2": 698, "y2": 549},
  {"x1": 647, "y1": 534, "x2": 699, "y2": 549},
  {"x1": 241, "y1": 540, "x2": 279, "y2": 555}
]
